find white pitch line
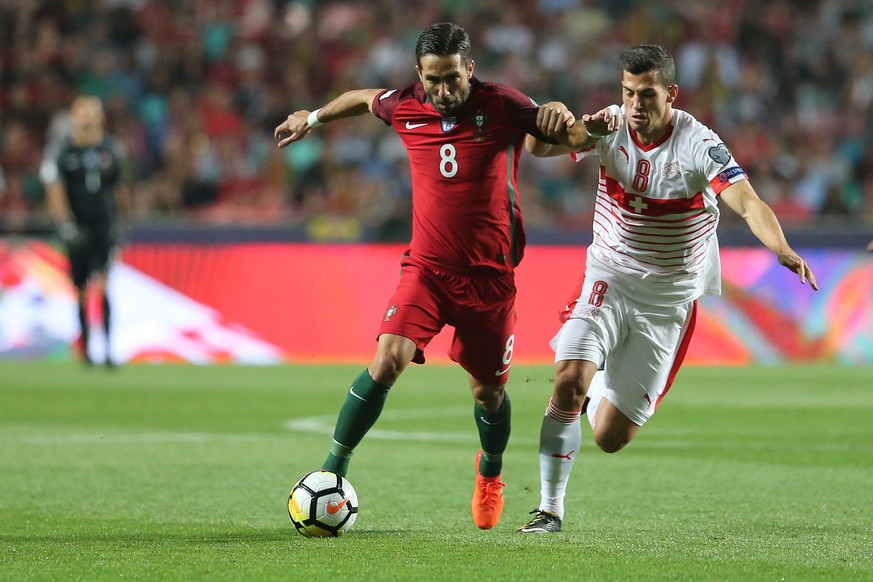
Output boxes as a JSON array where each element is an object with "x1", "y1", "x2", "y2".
[
  {"x1": 285, "y1": 406, "x2": 482, "y2": 443},
  {"x1": 284, "y1": 416, "x2": 475, "y2": 443},
  {"x1": 20, "y1": 406, "x2": 861, "y2": 452},
  {"x1": 3, "y1": 427, "x2": 864, "y2": 453},
  {"x1": 2, "y1": 406, "x2": 532, "y2": 446}
]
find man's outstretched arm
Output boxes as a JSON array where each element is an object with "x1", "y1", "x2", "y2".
[
  {"x1": 721, "y1": 179, "x2": 818, "y2": 290},
  {"x1": 275, "y1": 89, "x2": 384, "y2": 148}
]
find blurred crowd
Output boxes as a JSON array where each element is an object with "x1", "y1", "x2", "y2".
[{"x1": 1, "y1": 0, "x2": 872, "y2": 241}]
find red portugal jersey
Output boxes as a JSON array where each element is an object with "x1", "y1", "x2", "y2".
[{"x1": 372, "y1": 78, "x2": 549, "y2": 274}]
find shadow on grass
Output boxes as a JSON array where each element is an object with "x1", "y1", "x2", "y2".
[
  {"x1": 1, "y1": 528, "x2": 293, "y2": 544},
  {"x1": 0, "y1": 526, "x2": 448, "y2": 545}
]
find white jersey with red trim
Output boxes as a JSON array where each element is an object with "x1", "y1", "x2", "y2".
[{"x1": 571, "y1": 107, "x2": 748, "y2": 306}]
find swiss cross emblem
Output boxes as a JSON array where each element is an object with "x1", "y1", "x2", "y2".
[
  {"x1": 662, "y1": 161, "x2": 681, "y2": 178},
  {"x1": 628, "y1": 196, "x2": 648, "y2": 213}
]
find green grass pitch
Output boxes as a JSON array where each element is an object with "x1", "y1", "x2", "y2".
[{"x1": 1, "y1": 361, "x2": 871, "y2": 581}]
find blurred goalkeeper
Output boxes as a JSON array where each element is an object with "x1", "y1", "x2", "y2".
[
  {"x1": 517, "y1": 45, "x2": 818, "y2": 534},
  {"x1": 41, "y1": 96, "x2": 129, "y2": 367},
  {"x1": 275, "y1": 22, "x2": 559, "y2": 530}
]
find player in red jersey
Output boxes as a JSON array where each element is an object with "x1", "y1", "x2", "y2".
[{"x1": 275, "y1": 22, "x2": 556, "y2": 529}]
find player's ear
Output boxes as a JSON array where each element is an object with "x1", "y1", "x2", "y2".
[
  {"x1": 415, "y1": 65, "x2": 422, "y2": 81},
  {"x1": 467, "y1": 59, "x2": 475, "y2": 79},
  {"x1": 666, "y1": 83, "x2": 679, "y2": 103}
]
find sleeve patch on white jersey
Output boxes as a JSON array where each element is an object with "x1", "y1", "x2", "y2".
[
  {"x1": 707, "y1": 143, "x2": 732, "y2": 166},
  {"x1": 715, "y1": 165, "x2": 746, "y2": 184},
  {"x1": 570, "y1": 146, "x2": 597, "y2": 162}
]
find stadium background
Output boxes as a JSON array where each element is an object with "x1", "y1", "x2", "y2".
[{"x1": 0, "y1": 0, "x2": 871, "y2": 365}]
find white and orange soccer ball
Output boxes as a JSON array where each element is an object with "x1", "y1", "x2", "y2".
[{"x1": 288, "y1": 471, "x2": 358, "y2": 537}]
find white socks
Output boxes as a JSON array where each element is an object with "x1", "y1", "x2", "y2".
[
  {"x1": 536, "y1": 371, "x2": 607, "y2": 519},
  {"x1": 537, "y1": 399, "x2": 582, "y2": 520}
]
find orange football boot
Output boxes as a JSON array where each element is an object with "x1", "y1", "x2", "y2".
[{"x1": 472, "y1": 450, "x2": 505, "y2": 529}]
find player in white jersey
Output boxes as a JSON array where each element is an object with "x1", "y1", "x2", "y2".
[{"x1": 517, "y1": 45, "x2": 818, "y2": 534}]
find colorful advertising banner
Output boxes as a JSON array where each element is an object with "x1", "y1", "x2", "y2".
[{"x1": 1, "y1": 240, "x2": 870, "y2": 365}]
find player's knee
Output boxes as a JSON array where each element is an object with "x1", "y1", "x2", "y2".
[
  {"x1": 592, "y1": 429, "x2": 630, "y2": 454},
  {"x1": 552, "y1": 370, "x2": 587, "y2": 409},
  {"x1": 556, "y1": 363, "x2": 587, "y2": 389},
  {"x1": 368, "y1": 353, "x2": 407, "y2": 384},
  {"x1": 594, "y1": 436, "x2": 629, "y2": 454},
  {"x1": 471, "y1": 384, "x2": 505, "y2": 413}
]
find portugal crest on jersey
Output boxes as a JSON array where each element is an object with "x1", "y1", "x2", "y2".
[
  {"x1": 474, "y1": 111, "x2": 488, "y2": 130},
  {"x1": 473, "y1": 109, "x2": 490, "y2": 141}
]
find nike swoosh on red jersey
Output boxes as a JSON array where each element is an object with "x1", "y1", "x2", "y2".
[{"x1": 405, "y1": 121, "x2": 427, "y2": 129}]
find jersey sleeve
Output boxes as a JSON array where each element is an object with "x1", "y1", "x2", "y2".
[
  {"x1": 570, "y1": 103, "x2": 624, "y2": 163},
  {"x1": 371, "y1": 88, "x2": 403, "y2": 126},
  {"x1": 570, "y1": 141, "x2": 600, "y2": 163},
  {"x1": 38, "y1": 144, "x2": 63, "y2": 186},
  {"x1": 497, "y1": 83, "x2": 556, "y2": 143},
  {"x1": 693, "y1": 128, "x2": 748, "y2": 195}
]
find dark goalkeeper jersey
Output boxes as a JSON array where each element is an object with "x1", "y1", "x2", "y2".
[
  {"x1": 372, "y1": 78, "x2": 550, "y2": 274},
  {"x1": 41, "y1": 136, "x2": 125, "y2": 231}
]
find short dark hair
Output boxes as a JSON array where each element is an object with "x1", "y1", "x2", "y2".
[
  {"x1": 620, "y1": 44, "x2": 675, "y2": 87},
  {"x1": 415, "y1": 22, "x2": 472, "y2": 67}
]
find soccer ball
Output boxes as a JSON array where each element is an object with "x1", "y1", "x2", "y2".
[{"x1": 288, "y1": 470, "x2": 358, "y2": 537}]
